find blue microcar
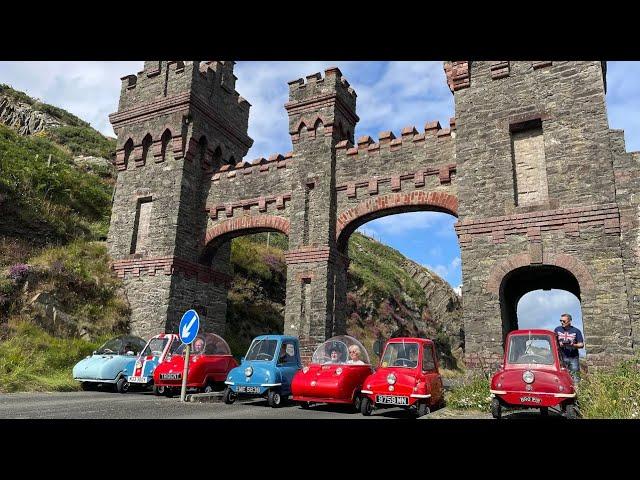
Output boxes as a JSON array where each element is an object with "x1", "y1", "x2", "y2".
[
  {"x1": 72, "y1": 335, "x2": 147, "y2": 393},
  {"x1": 223, "y1": 335, "x2": 302, "y2": 407}
]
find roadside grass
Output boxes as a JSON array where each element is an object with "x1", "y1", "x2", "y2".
[
  {"x1": 0, "y1": 318, "x2": 104, "y2": 393},
  {"x1": 577, "y1": 356, "x2": 640, "y2": 419},
  {"x1": 446, "y1": 374, "x2": 492, "y2": 411}
]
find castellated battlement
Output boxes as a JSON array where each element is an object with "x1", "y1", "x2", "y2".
[
  {"x1": 287, "y1": 67, "x2": 357, "y2": 108},
  {"x1": 334, "y1": 118, "x2": 457, "y2": 159},
  {"x1": 443, "y1": 61, "x2": 607, "y2": 93},
  {"x1": 117, "y1": 61, "x2": 251, "y2": 133}
]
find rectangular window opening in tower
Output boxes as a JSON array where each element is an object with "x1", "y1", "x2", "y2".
[
  {"x1": 130, "y1": 197, "x2": 153, "y2": 255},
  {"x1": 510, "y1": 120, "x2": 549, "y2": 207}
]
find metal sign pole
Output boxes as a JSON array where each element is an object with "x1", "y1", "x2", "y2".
[{"x1": 180, "y1": 343, "x2": 190, "y2": 402}]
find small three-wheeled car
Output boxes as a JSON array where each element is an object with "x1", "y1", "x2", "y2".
[
  {"x1": 291, "y1": 335, "x2": 372, "y2": 411},
  {"x1": 360, "y1": 337, "x2": 444, "y2": 418},
  {"x1": 490, "y1": 329, "x2": 578, "y2": 419},
  {"x1": 153, "y1": 332, "x2": 238, "y2": 396},
  {"x1": 73, "y1": 335, "x2": 147, "y2": 393},
  {"x1": 223, "y1": 335, "x2": 302, "y2": 407},
  {"x1": 122, "y1": 333, "x2": 180, "y2": 393}
]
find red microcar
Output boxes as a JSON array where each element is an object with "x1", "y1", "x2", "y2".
[
  {"x1": 490, "y1": 329, "x2": 578, "y2": 419},
  {"x1": 153, "y1": 332, "x2": 238, "y2": 396},
  {"x1": 360, "y1": 337, "x2": 445, "y2": 418},
  {"x1": 291, "y1": 335, "x2": 373, "y2": 411}
]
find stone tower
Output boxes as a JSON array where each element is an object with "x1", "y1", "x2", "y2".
[
  {"x1": 282, "y1": 68, "x2": 359, "y2": 357},
  {"x1": 450, "y1": 61, "x2": 638, "y2": 367},
  {"x1": 108, "y1": 61, "x2": 253, "y2": 337}
]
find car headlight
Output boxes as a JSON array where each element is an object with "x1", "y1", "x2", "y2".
[
  {"x1": 244, "y1": 366, "x2": 253, "y2": 377},
  {"x1": 135, "y1": 361, "x2": 142, "y2": 369},
  {"x1": 522, "y1": 370, "x2": 535, "y2": 384},
  {"x1": 387, "y1": 373, "x2": 396, "y2": 385},
  {"x1": 336, "y1": 367, "x2": 343, "y2": 375}
]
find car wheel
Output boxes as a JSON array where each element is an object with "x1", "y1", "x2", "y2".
[
  {"x1": 80, "y1": 382, "x2": 94, "y2": 391},
  {"x1": 164, "y1": 388, "x2": 175, "y2": 398},
  {"x1": 153, "y1": 385, "x2": 165, "y2": 396},
  {"x1": 203, "y1": 383, "x2": 214, "y2": 394},
  {"x1": 361, "y1": 397, "x2": 373, "y2": 416},
  {"x1": 223, "y1": 387, "x2": 237, "y2": 405},
  {"x1": 491, "y1": 398, "x2": 502, "y2": 420},
  {"x1": 565, "y1": 403, "x2": 579, "y2": 419},
  {"x1": 540, "y1": 407, "x2": 549, "y2": 416},
  {"x1": 268, "y1": 389, "x2": 282, "y2": 408},
  {"x1": 415, "y1": 401, "x2": 430, "y2": 418},
  {"x1": 116, "y1": 377, "x2": 130, "y2": 394},
  {"x1": 353, "y1": 395, "x2": 362, "y2": 413},
  {"x1": 300, "y1": 401, "x2": 311, "y2": 410}
]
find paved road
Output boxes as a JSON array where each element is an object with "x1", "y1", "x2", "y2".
[{"x1": 0, "y1": 390, "x2": 571, "y2": 420}]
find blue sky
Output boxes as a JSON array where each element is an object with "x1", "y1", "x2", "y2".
[{"x1": 2, "y1": 61, "x2": 637, "y2": 344}]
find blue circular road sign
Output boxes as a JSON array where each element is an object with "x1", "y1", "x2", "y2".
[{"x1": 179, "y1": 309, "x2": 200, "y2": 344}]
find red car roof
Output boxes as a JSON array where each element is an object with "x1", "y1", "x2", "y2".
[
  {"x1": 386, "y1": 337, "x2": 434, "y2": 344},
  {"x1": 506, "y1": 329, "x2": 556, "y2": 337}
]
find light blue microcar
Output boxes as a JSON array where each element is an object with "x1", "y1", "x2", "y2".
[
  {"x1": 73, "y1": 335, "x2": 147, "y2": 393},
  {"x1": 223, "y1": 335, "x2": 302, "y2": 407}
]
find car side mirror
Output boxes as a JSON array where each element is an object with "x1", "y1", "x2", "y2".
[
  {"x1": 240, "y1": 357, "x2": 245, "y2": 363},
  {"x1": 126, "y1": 351, "x2": 135, "y2": 356},
  {"x1": 92, "y1": 351, "x2": 97, "y2": 355},
  {"x1": 373, "y1": 340, "x2": 383, "y2": 357}
]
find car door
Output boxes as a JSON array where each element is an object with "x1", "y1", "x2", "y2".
[
  {"x1": 422, "y1": 343, "x2": 443, "y2": 403},
  {"x1": 277, "y1": 341, "x2": 301, "y2": 395}
]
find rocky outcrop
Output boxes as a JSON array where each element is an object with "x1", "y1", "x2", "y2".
[{"x1": 0, "y1": 95, "x2": 62, "y2": 135}]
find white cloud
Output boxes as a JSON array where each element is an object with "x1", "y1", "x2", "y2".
[
  {"x1": 517, "y1": 290, "x2": 582, "y2": 331},
  {"x1": 358, "y1": 211, "x2": 452, "y2": 236},
  {"x1": 0, "y1": 61, "x2": 142, "y2": 137}
]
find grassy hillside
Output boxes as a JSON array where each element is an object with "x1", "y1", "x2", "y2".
[{"x1": 0, "y1": 124, "x2": 113, "y2": 248}]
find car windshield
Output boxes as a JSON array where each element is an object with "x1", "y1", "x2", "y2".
[
  {"x1": 311, "y1": 336, "x2": 370, "y2": 365},
  {"x1": 174, "y1": 333, "x2": 232, "y2": 356},
  {"x1": 508, "y1": 335, "x2": 554, "y2": 365},
  {"x1": 96, "y1": 336, "x2": 145, "y2": 355},
  {"x1": 141, "y1": 337, "x2": 169, "y2": 357},
  {"x1": 380, "y1": 341, "x2": 419, "y2": 368},
  {"x1": 245, "y1": 339, "x2": 278, "y2": 361}
]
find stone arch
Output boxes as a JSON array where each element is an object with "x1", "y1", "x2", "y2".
[
  {"x1": 212, "y1": 145, "x2": 223, "y2": 168},
  {"x1": 485, "y1": 252, "x2": 595, "y2": 296},
  {"x1": 336, "y1": 191, "x2": 458, "y2": 252},
  {"x1": 201, "y1": 215, "x2": 290, "y2": 264}
]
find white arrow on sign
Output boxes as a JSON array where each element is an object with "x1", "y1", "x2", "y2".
[{"x1": 182, "y1": 314, "x2": 198, "y2": 339}]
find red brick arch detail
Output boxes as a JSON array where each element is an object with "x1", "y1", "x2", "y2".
[
  {"x1": 336, "y1": 191, "x2": 458, "y2": 242},
  {"x1": 204, "y1": 215, "x2": 290, "y2": 246},
  {"x1": 485, "y1": 252, "x2": 595, "y2": 296}
]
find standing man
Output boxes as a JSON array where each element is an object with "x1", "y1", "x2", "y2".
[{"x1": 554, "y1": 313, "x2": 584, "y2": 383}]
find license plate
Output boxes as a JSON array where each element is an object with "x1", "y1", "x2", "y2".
[
  {"x1": 376, "y1": 395, "x2": 409, "y2": 405},
  {"x1": 160, "y1": 373, "x2": 181, "y2": 380},
  {"x1": 520, "y1": 396, "x2": 542, "y2": 404},
  {"x1": 127, "y1": 376, "x2": 148, "y2": 383},
  {"x1": 237, "y1": 386, "x2": 260, "y2": 393}
]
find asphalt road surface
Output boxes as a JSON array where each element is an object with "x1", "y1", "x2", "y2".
[{"x1": 0, "y1": 390, "x2": 570, "y2": 420}]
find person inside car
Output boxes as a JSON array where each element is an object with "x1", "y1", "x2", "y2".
[
  {"x1": 347, "y1": 345, "x2": 365, "y2": 364},
  {"x1": 193, "y1": 337, "x2": 205, "y2": 354}
]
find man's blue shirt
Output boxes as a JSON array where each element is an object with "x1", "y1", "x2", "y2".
[{"x1": 554, "y1": 325, "x2": 584, "y2": 358}]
